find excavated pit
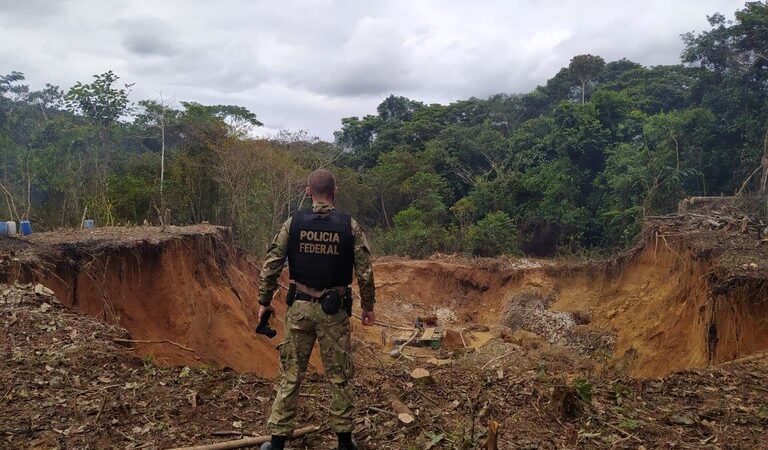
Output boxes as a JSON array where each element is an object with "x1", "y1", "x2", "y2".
[
  {"x1": 373, "y1": 223, "x2": 768, "y2": 378},
  {"x1": 1, "y1": 226, "x2": 289, "y2": 377},
  {"x1": 2, "y1": 212, "x2": 767, "y2": 379}
]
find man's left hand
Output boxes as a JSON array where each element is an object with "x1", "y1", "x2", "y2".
[{"x1": 361, "y1": 310, "x2": 375, "y2": 326}]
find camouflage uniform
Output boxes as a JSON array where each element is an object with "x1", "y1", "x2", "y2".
[{"x1": 258, "y1": 201, "x2": 375, "y2": 436}]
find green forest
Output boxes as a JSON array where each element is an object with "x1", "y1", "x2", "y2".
[{"x1": 2, "y1": 2, "x2": 767, "y2": 257}]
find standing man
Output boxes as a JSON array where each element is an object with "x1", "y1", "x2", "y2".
[{"x1": 258, "y1": 169, "x2": 376, "y2": 450}]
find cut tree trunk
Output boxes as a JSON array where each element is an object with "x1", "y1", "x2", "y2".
[{"x1": 487, "y1": 420, "x2": 499, "y2": 450}]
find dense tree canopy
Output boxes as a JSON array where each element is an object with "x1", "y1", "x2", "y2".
[{"x1": 2, "y1": 2, "x2": 767, "y2": 258}]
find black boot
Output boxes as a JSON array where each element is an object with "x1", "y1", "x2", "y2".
[
  {"x1": 260, "y1": 435, "x2": 287, "y2": 450},
  {"x1": 334, "y1": 432, "x2": 358, "y2": 450}
]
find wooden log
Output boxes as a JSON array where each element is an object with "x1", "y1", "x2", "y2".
[
  {"x1": 390, "y1": 397, "x2": 415, "y2": 424},
  {"x1": 381, "y1": 383, "x2": 415, "y2": 424},
  {"x1": 164, "y1": 425, "x2": 320, "y2": 450}
]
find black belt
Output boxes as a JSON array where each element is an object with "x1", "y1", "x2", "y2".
[{"x1": 295, "y1": 291, "x2": 323, "y2": 303}]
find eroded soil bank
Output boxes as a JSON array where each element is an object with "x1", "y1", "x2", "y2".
[
  {"x1": 2, "y1": 216, "x2": 767, "y2": 379},
  {"x1": 1, "y1": 226, "x2": 287, "y2": 376},
  {"x1": 374, "y1": 220, "x2": 768, "y2": 378}
]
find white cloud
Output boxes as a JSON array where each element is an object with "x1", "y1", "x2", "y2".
[{"x1": 0, "y1": 0, "x2": 747, "y2": 139}]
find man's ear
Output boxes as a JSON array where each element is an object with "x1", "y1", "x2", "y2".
[
  {"x1": 305, "y1": 186, "x2": 312, "y2": 197},
  {"x1": 333, "y1": 186, "x2": 338, "y2": 196}
]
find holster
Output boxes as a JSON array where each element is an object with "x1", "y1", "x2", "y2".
[
  {"x1": 321, "y1": 290, "x2": 342, "y2": 315},
  {"x1": 286, "y1": 282, "x2": 296, "y2": 307}
]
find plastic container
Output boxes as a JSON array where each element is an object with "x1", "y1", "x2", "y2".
[
  {"x1": 6, "y1": 221, "x2": 16, "y2": 235},
  {"x1": 0, "y1": 221, "x2": 7, "y2": 235},
  {"x1": 20, "y1": 220, "x2": 32, "y2": 236},
  {"x1": 84, "y1": 219, "x2": 95, "y2": 229}
]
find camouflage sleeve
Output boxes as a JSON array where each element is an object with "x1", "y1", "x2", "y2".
[
  {"x1": 258, "y1": 217, "x2": 292, "y2": 306},
  {"x1": 352, "y1": 218, "x2": 376, "y2": 311}
]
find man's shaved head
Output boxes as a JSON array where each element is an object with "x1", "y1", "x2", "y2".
[{"x1": 308, "y1": 168, "x2": 336, "y2": 200}]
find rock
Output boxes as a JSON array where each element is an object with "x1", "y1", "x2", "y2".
[
  {"x1": 669, "y1": 415, "x2": 695, "y2": 426},
  {"x1": 34, "y1": 284, "x2": 54, "y2": 296},
  {"x1": 442, "y1": 329, "x2": 464, "y2": 349}
]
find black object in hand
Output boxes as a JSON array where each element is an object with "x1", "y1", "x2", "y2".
[{"x1": 255, "y1": 310, "x2": 277, "y2": 338}]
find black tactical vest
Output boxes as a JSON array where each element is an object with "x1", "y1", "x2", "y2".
[{"x1": 287, "y1": 209, "x2": 354, "y2": 289}]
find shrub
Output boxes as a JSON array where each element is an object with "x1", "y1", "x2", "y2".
[{"x1": 467, "y1": 211, "x2": 519, "y2": 256}]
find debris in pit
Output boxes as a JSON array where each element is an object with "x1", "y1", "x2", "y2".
[{"x1": 501, "y1": 290, "x2": 615, "y2": 355}]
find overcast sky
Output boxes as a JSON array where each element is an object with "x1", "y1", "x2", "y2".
[{"x1": 0, "y1": 0, "x2": 747, "y2": 139}]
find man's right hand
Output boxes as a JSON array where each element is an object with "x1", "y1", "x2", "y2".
[{"x1": 258, "y1": 304, "x2": 275, "y2": 322}]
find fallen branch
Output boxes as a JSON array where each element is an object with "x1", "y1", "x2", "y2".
[
  {"x1": 92, "y1": 396, "x2": 106, "y2": 425},
  {"x1": 481, "y1": 350, "x2": 516, "y2": 370},
  {"x1": 113, "y1": 338, "x2": 195, "y2": 353},
  {"x1": 366, "y1": 406, "x2": 399, "y2": 418},
  {"x1": 736, "y1": 165, "x2": 763, "y2": 196},
  {"x1": 165, "y1": 425, "x2": 320, "y2": 450}
]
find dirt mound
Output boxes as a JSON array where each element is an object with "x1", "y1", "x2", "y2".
[
  {"x1": 502, "y1": 291, "x2": 575, "y2": 345},
  {"x1": 1, "y1": 226, "x2": 290, "y2": 376}
]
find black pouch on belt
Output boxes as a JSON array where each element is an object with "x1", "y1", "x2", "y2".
[
  {"x1": 321, "y1": 290, "x2": 342, "y2": 315},
  {"x1": 286, "y1": 283, "x2": 296, "y2": 307}
]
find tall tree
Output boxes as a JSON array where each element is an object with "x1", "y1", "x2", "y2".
[
  {"x1": 569, "y1": 54, "x2": 606, "y2": 104},
  {"x1": 136, "y1": 95, "x2": 179, "y2": 217},
  {"x1": 65, "y1": 71, "x2": 131, "y2": 224}
]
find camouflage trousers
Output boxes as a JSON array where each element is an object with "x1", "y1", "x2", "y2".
[{"x1": 267, "y1": 300, "x2": 355, "y2": 435}]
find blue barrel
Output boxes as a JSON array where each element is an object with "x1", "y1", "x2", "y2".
[
  {"x1": 20, "y1": 220, "x2": 32, "y2": 236},
  {"x1": 84, "y1": 219, "x2": 95, "y2": 229},
  {"x1": 0, "y1": 221, "x2": 7, "y2": 235}
]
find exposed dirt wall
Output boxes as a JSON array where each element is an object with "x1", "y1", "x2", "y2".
[
  {"x1": 6, "y1": 227, "x2": 290, "y2": 377},
  {"x1": 4, "y1": 223, "x2": 766, "y2": 380},
  {"x1": 374, "y1": 241, "x2": 768, "y2": 378}
]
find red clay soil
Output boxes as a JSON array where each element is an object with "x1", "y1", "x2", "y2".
[
  {"x1": 4, "y1": 213, "x2": 767, "y2": 381},
  {"x1": 371, "y1": 214, "x2": 768, "y2": 378},
  {"x1": 1, "y1": 226, "x2": 294, "y2": 377}
]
